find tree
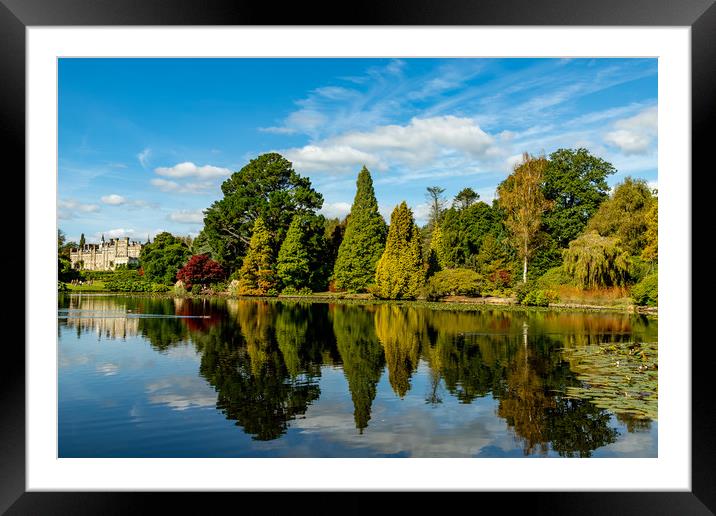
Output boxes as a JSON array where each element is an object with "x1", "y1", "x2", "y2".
[
  {"x1": 542, "y1": 148, "x2": 615, "y2": 248},
  {"x1": 425, "y1": 185, "x2": 447, "y2": 226},
  {"x1": 79, "y1": 233, "x2": 86, "y2": 248},
  {"x1": 333, "y1": 167, "x2": 387, "y2": 292},
  {"x1": 139, "y1": 231, "x2": 191, "y2": 284},
  {"x1": 276, "y1": 216, "x2": 311, "y2": 292},
  {"x1": 374, "y1": 202, "x2": 425, "y2": 299},
  {"x1": 497, "y1": 153, "x2": 552, "y2": 283},
  {"x1": 236, "y1": 217, "x2": 277, "y2": 296},
  {"x1": 562, "y1": 231, "x2": 630, "y2": 288},
  {"x1": 586, "y1": 177, "x2": 655, "y2": 255},
  {"x1": 176, "y1": 254, "x2": 226, "y2": 289},
  {"x1": 642, "y1": 198, "x2": 658, "y2": 262},
  {"x1": 437, "y1": 200, "x2": 502, "y2": 269},
  {"x1": 453, "y1": 187, "x2": 479, "y2": 210},
  {"x1": 202, "y1": 153, "x2": 323, "y2": 272},
  {"x1": 324, "y1": 216, "x2": 347, "y2": 281}
]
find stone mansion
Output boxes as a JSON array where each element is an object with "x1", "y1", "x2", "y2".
[{"x1": 70, "y1": 237, "x2": 143, "y2": 271}]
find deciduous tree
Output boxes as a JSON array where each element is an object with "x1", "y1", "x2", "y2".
[{"x1": 497, "y1": 153, "x2": 552, "y2": 283}]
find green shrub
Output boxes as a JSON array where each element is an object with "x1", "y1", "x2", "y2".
[
  {"x1": 423, "y1": 268, "x2": 484, "y2": 300},
  {"x1": 281, "y1": 286, "x2": 313, "y2": 296},
  {"x1": 514, "y1": 280, "x2": 559, "y2": 306},
  {"x1": 536, "y1": 266, "x2": 572, "y2": 288},
  {"x1": 58, "y1": 281, "x2": 68, "y2": 291},
  {"x1": 631, "y1": 272, "x2": 657, "y2": 306},
  {"x1": 191, "y1": 284, "x2": 202, "y2": 295}
]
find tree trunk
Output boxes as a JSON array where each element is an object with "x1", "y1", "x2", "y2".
[{"x1": 523, "y1": 256, "x2": 528, "y2": 283}]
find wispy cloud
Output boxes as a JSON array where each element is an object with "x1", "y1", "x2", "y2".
[
  {"x1": 137, "y1": 148, "x2": 151, "y2": 168},
  {"x1": 58, "y1": 199, "x2": 100, "y2": 219}
]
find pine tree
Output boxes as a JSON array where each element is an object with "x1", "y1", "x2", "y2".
[
  {"x1": 79, "y1": 233, "x2": 85, "y2": 248},
  {"x1": 276, "y1": 215, "x2": 312, "y2": 291},
  {"x1": 237, "y1": 217, "x2": 277, "y2": 296},
  {"x1": 333, "y1": 166, "x2": 387, "y2": 292},
  {"x1": 374, "y1": 202, "x2": 425, "y2": 299}
]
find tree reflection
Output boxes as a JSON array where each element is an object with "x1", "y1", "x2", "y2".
[
  {"x1": 332, "y1": 304, "x2": 385, "y2": 432},
  {"x1": 194, "y1": 300, "x2": 321, "y2": 441},
  {"x1": 374, "y1": 305, "x2": 423, "y2": 398}
]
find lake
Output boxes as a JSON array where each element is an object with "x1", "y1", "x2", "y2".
[{"x1": 58, "y1": 293, "x2": 658, "y2": 458}]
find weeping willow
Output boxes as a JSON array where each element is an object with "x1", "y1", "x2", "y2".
[{"x1": 562, "y1": 231, "x2": 630, "y2": 288}]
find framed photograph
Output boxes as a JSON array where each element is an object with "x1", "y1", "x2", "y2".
[{"x1": 7, "y1": 0, "x2": 713, "y2": 512}]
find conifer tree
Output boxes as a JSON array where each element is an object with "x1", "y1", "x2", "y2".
[
  {"x1": 374, "y1": 202, "x2": 425, "y2": 299},
  {"x1": 276, "y1": 215, "x2": 312, "y2": 291},
  {"x1": 79, "y1": 233, "x2": 86, "y2": 248},
  {"x1": 333, "y1": 166, "x2": 387, "y2": 292},
  {"x1": 237, "y1": 217, "x2": 277, "y2": 295}
]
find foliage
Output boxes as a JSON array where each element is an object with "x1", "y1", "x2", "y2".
[
  {"x1": 453, "y1": 187, "x2": 479, "y2": 210},
  {"x1": 176, "y1": 254, "x2": 226, "y2": 289},
  {"x1": 374, "y1": 202, "x2": 425, "y2": 299},
  {"x1": 174, "y1": 280, "x2": 188, "y2": 296},
  {"x1": 631, "y1": 272, "x2": 658, "y2": 306},
  {"x1": 333, "y1": 167, "x2": 387, "y2": 292},
  {"x1": 423, "y1": 268, "x2": 484, "y2": 300},
  {"x1": 437, "y1": 200, "x2": 502, "y2": 269},
  {"x1": 497, "y1": 153, "x2": 553, "y2": 282},
  {"x1": 276, "y1": 214, "x2": 329, "y2": 292},
  {"x1": 542, "y1": 148, "x2": 615, "y2": 248},
  {"x1": 281, "y1": 286, "x2": 313, "y2": 296},
  {"x1": 139, "y1": 231, "x2": 191, "y2": 285},
  {"x1": 587, "y1": 177, "x2": 656, "y2": 255},
  {"x1": 191, "y1": 284, "x2": 202, "y2": 295},
  {"x1": 562, "y1": 231, "x2": 630, "y2": 288},
  {"x1": 202, "y1": 153, "x2": 323, "y2": 272},
  {"x1": 536, "y1": 266, "x2": 572, "y2": 289},
  {"x1": 236, "y1": 217, "x2": 278, "y2": 296},
  {"x1": 425, "y1": 185, "x2": 447, "y2": 226},
  {"x1": 324, "y1": 216, "x2": 347, "y2": 280},
  {"x1": 641, "y1": 198, "x2": 658, "y2": 262},
  {"x1": 521, "y1": 289, "x2": 560, "y2": 307}
]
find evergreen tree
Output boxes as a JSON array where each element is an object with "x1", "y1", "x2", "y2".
[
  {"x1": 333, "y1": 167, "x2": 387, "y2": 292},
  {"x1": 276, "y1": 215, "x2": 312, "y2": 291},
  {"x1": 374, "y1": 202, "x2": 425, "y2": 299},
  {"x1": 237, "y1": 217, "x2": 277, "y2": 296},
  {"x1": 79, "y1": 233, "x2": 85, "y2": 248}
]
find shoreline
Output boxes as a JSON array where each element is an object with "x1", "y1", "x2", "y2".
[{"x1": 58, "y1": 289, "x2": 657, "y2": 317}]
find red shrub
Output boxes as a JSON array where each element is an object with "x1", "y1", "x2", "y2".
[{"x1": 176, "y1": 254, "x2": 225, "y2": 289}]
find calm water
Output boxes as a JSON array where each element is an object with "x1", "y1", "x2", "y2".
[{"x1": 58, "y1": 294, "x2": 658, "y2": 458}]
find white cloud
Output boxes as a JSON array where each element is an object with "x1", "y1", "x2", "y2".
[
  {"x1": 58, "y1": 199, "x2": 100, "y2": 219},
  {"x1": 169, "y1": 209, "x2": 205, "y2": 224},
  {"x1": 284, "y1": 145, "x2": 385, "y2": 173},
  {"x1": 331, "y1": 116, "x2": 495, "y2": 160},
  {"x1": 94, "y1": 228, "x2": 136, "y2": 240},
  {"x1": 154, "y1": 162, "x2": 231, "y2": 179},
  {"x1": 319, "y1": 202, "x2": 352, "y2": 220},
  {"x1": 282, "y1": 116, "x2": 496, "y2": 174},
  {"x1": 101, "y1": 194, "x2": 126, "y2": 205},
  {"x1": 604, "y1": 106, "x2": 657, "y2": 155},
  {"x1": 137, "y1": 148, "x2": 151, "y2": 168},
  {"x1": 150, "y1": 178, "x2": 213, "y2": 194}
]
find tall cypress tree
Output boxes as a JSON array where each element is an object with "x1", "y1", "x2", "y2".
[
  {"x1": 237, "y1": 217, "x2": 277, "y2": 296},
  {"x1": 374, "y1": 202, "x2": 425, "y2": 299},
  {"x1": 79, "y1": 233, "x2": 86, "y2": 248},
  {"x1": 276, "y1": 215, "x2": 312, "y2": 291},
  {"x1": 333, "y1": 166, "x2": 387, "y2": 292}
]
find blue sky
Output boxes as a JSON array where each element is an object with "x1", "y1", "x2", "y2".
[{"x1": 58, "y1": 58, "x2": 657, "y2": 244}]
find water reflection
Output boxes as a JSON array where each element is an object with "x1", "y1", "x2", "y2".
[{"x1": 59, "y1": 294, "x2": 657, "y2": 456}]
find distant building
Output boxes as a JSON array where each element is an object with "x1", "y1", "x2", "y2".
[{"x1": 70, "y1": 237, "x2": 143, "y2": 271}]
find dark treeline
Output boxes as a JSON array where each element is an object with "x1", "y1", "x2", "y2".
[{"x1": 59, "y1": 148, "x2": 658, "y2": 306}]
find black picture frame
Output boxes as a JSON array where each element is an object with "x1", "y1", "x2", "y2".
[{"x1": 4, "y1": 0, "x2": 713, "y2": 513}]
